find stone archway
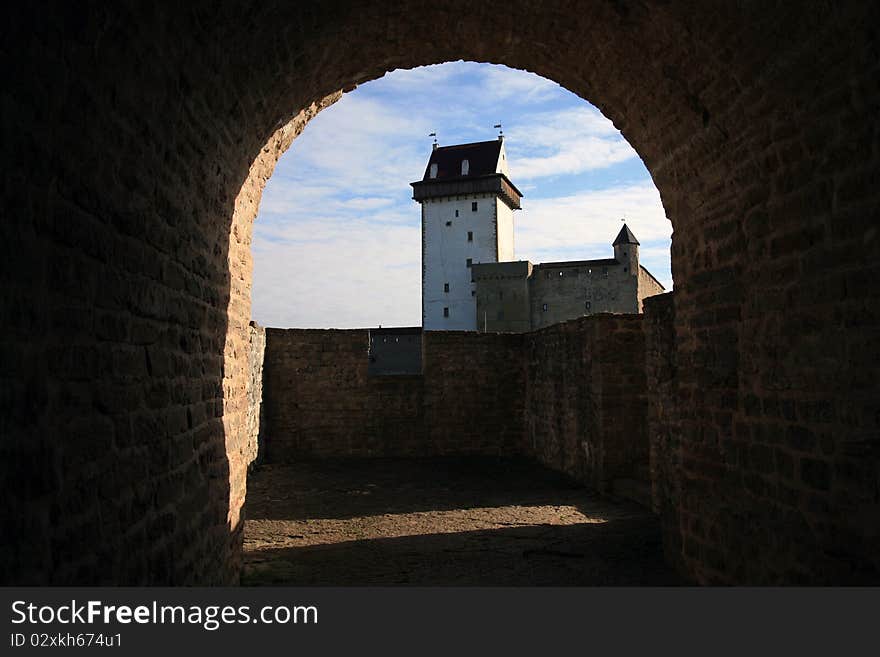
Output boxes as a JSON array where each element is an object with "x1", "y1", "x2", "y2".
[{"x1": 3, "y1": 1, "x2": 877, "y2": 584}]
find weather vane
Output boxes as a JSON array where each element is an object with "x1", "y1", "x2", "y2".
[
  {"x1": 494, "y1": 123, "x2": 503, "y2": 137},
  {"x1": 429, "y1": 131, "x2": 437, "y2": 146}
]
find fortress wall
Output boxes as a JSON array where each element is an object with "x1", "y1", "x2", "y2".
[
  {"x1": 259, "y1": 317, "x2": 649, "y2": 495},
  {"x1": 530, "y1": 264, "x2": 638, "y2": 329},
  {"x1": 422, "y1": 331, "x2": 526, "y2": 455},
  {"x1": 261, "y1": 328, "x2": 525, "y2": 460},
  {"x1": 522, "y1": 315, "x2": 649, "y2": 493},
  {"x1": 643, "y1": 293, "x2": 683, "y2": 568}
]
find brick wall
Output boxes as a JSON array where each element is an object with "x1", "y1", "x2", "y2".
[
  {"x1": 643, "y1": 293, "x2": 682, "y2": 570},
  {"x1": 423, "y1": 331, "x2": 525, "y2": 455},
  {"x1": 261, "y1": 320, "x2": 648, "y2": 497},
  {"x1": 523, "y1": 316, "x2": 649, "y2": 494},
  {"x1": 246, "y1": 322, "x2": 266, "y2": 465},
  {"x1": 262, "y1": 329, "x2": 525, "y2": 460}
]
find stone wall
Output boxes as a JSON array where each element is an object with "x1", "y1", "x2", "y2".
[
  {"x1": 422, "y1": 330, "x2": 525, "y2": 455},
  {"x1": 530, "y1": 262, "x2": 638, "y2": 329},
  {"x1": 643, "y1": 293, "x2": 682, "y2": 570},
  {"x1": 261, "y1": 319, "x2": 649, "y2": 499},
  {"x1": 523, "y1": 316, "x2": 649, "y2": 495},
  {"x1": 261, "y1": 329, "x2": 525, "y2": 460},
  {"x1": 473, "y1": 258, "x2": 649, "y2": 333},
  {"x1": 246, "y1": 322, "x2": 266, "y2": 465}
]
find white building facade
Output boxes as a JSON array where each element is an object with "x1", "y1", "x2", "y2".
[{"x1": 411, "y1": 138, "x2": 522, "y2": 330}]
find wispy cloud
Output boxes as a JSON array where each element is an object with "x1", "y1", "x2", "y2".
[
  {"x1": 506, "y1": 107, "x2": 636, "y2": 180},
  {"x1": 252, "y1": 220, "x2": 421, "y2": 328}
]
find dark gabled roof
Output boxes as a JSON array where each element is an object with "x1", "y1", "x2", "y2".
[
  {"x1": 422, "y1": 140, "x2": 502, "y2": 181},
  {"x1": 613, "y1": 223, "x2": 640, "y2": 246}
]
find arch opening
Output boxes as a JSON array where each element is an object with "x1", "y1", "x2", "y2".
[{"x1": 237, "y1": 61, "x2": 677, "y2": 584}]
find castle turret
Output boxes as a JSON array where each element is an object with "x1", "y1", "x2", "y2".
[
  {"x1": 411, "y1": 138, "x2": 523, "y2": 330},
  {"x1": 613, "y1": 223, "x2": 640, "y2": 277}
]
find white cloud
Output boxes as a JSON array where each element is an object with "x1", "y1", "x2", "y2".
[
  {"x1": 252, "y1": 219, "x2": 422, "y2": 328},
  {"x1": 479, "y1": 65, "x2": 561, "y2": 103},
  {"x1": 516, "y1": 183, "x2": 670, "y2": 259},
  {"x1": 506, "y1": 106, "x2": 636, "y2": 180}
]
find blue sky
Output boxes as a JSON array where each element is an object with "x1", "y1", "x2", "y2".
[{"x1": 252, "y1": 62, "x2": 672, "y2": 328}]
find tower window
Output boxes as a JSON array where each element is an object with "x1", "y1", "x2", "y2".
[
  {"x1": 466, "y1": 258, "x2": 472, "y2": 268},
  {"x1": 471, "y1": 290, "x2": 476, "y2": 296},
  {"x1": 455, "y1": 209, "x2": 459, "y2": 217},
  {"x1": 542, "y1": 303, "x2": 549, "y2": 312},
  {"x1": 443, "y1": 283, "x2": 449, "y2": 293},
  {"x1": 471, "y1": 201, "x2": 478, "y2": 212},
  {"x1": 461, "y1": 159, "x2": 469, "y2": 175},
  {"x1": 443, "y1": 307, "x2": 449, "y2": 318},
  {"x1": 445, "y1": 220, "x2": 452, "y2": 226},
  {"x1": 559, "y1": 271, "x2": 564, "y2": 277},
  {"x1": 467, "y1": 231, "x2": 473, "y2": 242},
  {"x1": 585, "y1": 301, "x2": 592, "y2": 310},
  {"x1": 429, "y1": 163, "x2": 438, "y2": 178}
]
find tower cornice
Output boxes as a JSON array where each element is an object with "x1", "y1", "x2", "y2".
[{"x1": 410, "y1": 173, "x2": 522, "y2": 210}]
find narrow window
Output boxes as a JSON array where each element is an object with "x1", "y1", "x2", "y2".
[
  {"x1": 443, "y1": 307, "x2": 449, "y2": 318},
  {"x1": 623, "y1": 267, "x2": 628, "y2": 272},
  {"x1": 471, "y1": 290, "x2": 476, "y2": 296},
  {"x1": 604, "y1": 268, "x2": 608, "y2": 278},
  {"x1": 542, "y1": 303, "x2": 548, "y2": 312},
  {"x1": 466, "y1": 258, "x2": 472, "y2": 268},
  {"x1": 429, "y1": 163, "x2": 438, "y2": 178},
  {"x1": 585, "y1": 301, "x2": 591, "y2": 311},
  {"x1": 467, "y1": 231, "x2": 473, "y2": 242},
  {"x1": 471, "y1": 201, "x2": 478, "y2": 212},
  {"x1": 445, "y1": 220, "x2": 452, "y2": 226},
  {"x1": 461, "y1": 159, "x2": 469, "y2": 175},
  {"x1": 558, "y1": 271, "x2": 564, "y2": 277},
  {"x1": 443, "y1": 283, "x2": 449, "y2": 293},
  {"x1": 455, "y1": 209, "x2": 459, "y2": 217}
]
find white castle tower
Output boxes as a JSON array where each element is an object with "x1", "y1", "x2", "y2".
[{"x1": 411, "y1": 137, "x2": 523, "y2": 330}]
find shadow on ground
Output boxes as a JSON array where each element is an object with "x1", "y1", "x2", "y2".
[
  {"x1": 248, "y1": 456, "x2": 596, "y2": 521},
  {"x1": 243, "y1": 456, "x2": 684, "y2": 586}
]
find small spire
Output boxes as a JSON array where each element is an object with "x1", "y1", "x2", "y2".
[
  {"x1": 613, "y1": 223, "x2": 640, "y2": 246},
  {"x1": 429, "y1": 132, "x2": 438, "y2": 150}
]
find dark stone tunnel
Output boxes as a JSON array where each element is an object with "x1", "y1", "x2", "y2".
[{"x1": 1, "y1": 0, "x2": 878, "y2": 585}]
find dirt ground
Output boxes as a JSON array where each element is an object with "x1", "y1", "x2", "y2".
[{"x1": 242, "y1": 457, "x2": 685, "y2": 585}]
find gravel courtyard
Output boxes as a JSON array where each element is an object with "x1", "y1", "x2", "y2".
[{"x1": 243, "y1": 457, "x2": 684, "y2": 586}]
